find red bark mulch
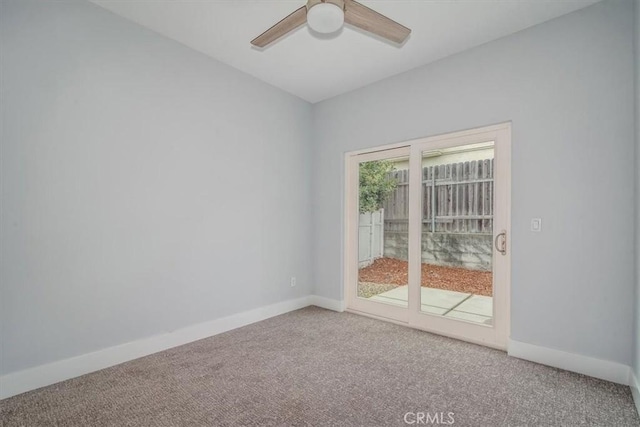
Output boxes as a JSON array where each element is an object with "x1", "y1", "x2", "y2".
[{"x1": 358, "y1": 257, "x2": 492, "y2": 297}]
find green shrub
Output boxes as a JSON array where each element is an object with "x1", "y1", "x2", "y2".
[{"x1": 359, "y1": 160, "x2": 397, "y2": 213}]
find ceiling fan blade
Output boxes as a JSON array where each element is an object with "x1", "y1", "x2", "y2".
[
  {"x1": 251, "y1": 6, "x2": 307, "y2": 48},
  {"x1": 344, "y1": 0, "x2": 410, "y2": 44}
]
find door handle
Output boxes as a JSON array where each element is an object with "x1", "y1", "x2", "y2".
[{"x1": 495, "y1": 230, "x2": 507, "y2": 255}]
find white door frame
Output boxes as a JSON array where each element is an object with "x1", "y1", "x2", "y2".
[{"x1": 343, "y1": 123, "x2": 511, "y2": 350}]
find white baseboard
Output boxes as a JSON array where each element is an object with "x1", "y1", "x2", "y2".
[
  {"x1": 309, "y1": 295, "x2": 345, "y2": 312},
  {"x1": 508, "y1": 339, "x2": 631, "y2": 385},
  {"x1": 631, "y1": 370, "x2": 640, "y2": 417},
  {"x1": 0, "y1": 295, "x2": 314, "y2": 400}
]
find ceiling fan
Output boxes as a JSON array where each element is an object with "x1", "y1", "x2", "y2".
[{"x1": 251, "y1": 0, "x2": 411, "y2": 48}]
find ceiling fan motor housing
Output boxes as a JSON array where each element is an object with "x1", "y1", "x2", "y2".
[{"x1": 306, "y1": 0, "x2": 345, "y2": 12}]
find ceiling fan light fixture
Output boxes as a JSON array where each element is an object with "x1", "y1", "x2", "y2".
[{"x1": 307, "y1": 2, "x2": 344, "y2": 34}]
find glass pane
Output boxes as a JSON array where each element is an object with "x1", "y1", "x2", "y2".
[
  {"x1": 420, "y1": 142, "x2": 495, "y2": 325},
  {"x1": 357, "y1": 156, "x2": 409, "y2": 307}
]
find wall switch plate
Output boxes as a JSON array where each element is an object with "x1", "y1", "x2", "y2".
[
  {"x1": 290, "y1": 277, "x2": 297, "y2": 287},
  {"x1": 531, "y1": 218, "x2": 542, "y2": 232}
]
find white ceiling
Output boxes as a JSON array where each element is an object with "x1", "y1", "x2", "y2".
[{"x1": 91, "y1": 0, "x2": 601, "y2": 103}]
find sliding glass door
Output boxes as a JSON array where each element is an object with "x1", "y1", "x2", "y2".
[{"x1": 345, "y1": 124, "x2": 511, "y2": 349}]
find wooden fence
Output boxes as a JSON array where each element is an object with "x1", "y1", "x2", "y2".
[
  {"x1": 383, "y1": 159, "x2": 494, "y2": 234},
  {"x1": 358, "y1": 209, "x2": 384, "y2": 268}
]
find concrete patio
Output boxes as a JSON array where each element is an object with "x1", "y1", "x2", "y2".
[{"x1": 368, "y1": 285, "x2": 493, "y2": 325}]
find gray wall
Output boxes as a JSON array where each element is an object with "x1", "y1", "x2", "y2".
[
  {"x1": 635, "y1": 0, "x2": 640, "y2": 385},
  {"x1": 1, "y1": 0, "x2": 637, "y2": 380},
  {"x1": 0, "y1": 0, "x2": 312, "y2": 376},
  {"x1": 312, "y1": 0, "x2": 636, "y2": 365}
]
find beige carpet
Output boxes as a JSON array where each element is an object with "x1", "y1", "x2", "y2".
[{"x1": 1, "y1": 307, "x2": 639, "y2": 426}]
